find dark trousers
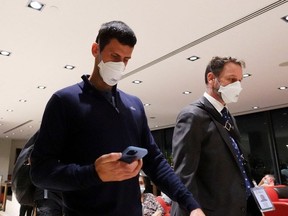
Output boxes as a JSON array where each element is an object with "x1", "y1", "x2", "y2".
[{"x1": 246, "y1": 195, "x2": 262, "y2": 216}]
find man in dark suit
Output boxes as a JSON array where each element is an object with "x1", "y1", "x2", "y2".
[{"x1": 171, "y1": 56, "x2": 261, "y2": 216}]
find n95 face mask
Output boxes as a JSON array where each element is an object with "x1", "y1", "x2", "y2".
[
  {"x1": 140, "y1": 186, "x2": 145, "y2": 194},
  {"x1": 98, "y1": 61, "x2": 125, "y2": 86},
  {"x1": 218, "y1": 81, "x2": 242, "y2": 104}
]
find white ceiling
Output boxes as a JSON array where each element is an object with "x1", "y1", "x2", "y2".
[{"x1": 0, "y1": 0, "x2": 288, "y2": 140}]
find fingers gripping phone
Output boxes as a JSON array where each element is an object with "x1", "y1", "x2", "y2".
[{"x1": 119, "y1": 146, "x2": 148, "y2": 164}]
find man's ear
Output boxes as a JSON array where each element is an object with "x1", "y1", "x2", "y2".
[
  {"x1": 207, "y1": 72, "x2": 215, "y2": 83},
  {"x1": 91, "y1": 43, "x2": 99, "y2": 57}
]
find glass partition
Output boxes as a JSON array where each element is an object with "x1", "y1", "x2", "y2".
[
  {"x1": 235, "y1": 112, "x2": 274, "y2": 184},
  {"x1": 271, "y1": 107, "x2": 288, "y2": 185},
  {"x1": 151, "y1": 106, "x2": 288, "y2": 185}
]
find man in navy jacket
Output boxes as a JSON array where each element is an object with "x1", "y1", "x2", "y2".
[{"x1": 30, "y1": 21, "x2": 204, "y2": 216}]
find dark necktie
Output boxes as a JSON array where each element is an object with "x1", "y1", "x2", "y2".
[{"x1": 221, "y1": 107, "x2": 252, "y2": 198}]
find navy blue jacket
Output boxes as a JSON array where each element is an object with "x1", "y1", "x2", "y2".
[{"x1": 31, "y1": 75, "x2": 200, "y2": 216}]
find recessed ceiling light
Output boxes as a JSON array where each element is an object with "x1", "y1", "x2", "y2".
[
  {"x1": 37, "y1": 85, "x2": 46, "y2": 89},
  {"x1": 144, "y1": 103, "x2": 151, "y2": 106},
  {"x1": 0, "y1": 50, "x2": 11, "y2": 56},
  {"x1": 183, "y1": 91, "x2": 192, "y2": 95},
  {"x1": 252, "y1": 106, "x2": 259, "y2": 110},
  {"x1": 64, "y1": 65, "x2": 75, "y2": 70},
  {"x1": 281, "y1": 15, "x2": 288, "y2": 22},
  {"x1": 187, "y1": 56, "x2": 200, "y2": 61},
  {"x1": 278, "y1": 86, "x2": 288, "y2": 90},
  {"x1": 19, "y1": 99, "x2": 27, "y2": 103},
  {"x1": 279, "y1": 61, "x2": 288, "y2": 67},
  {"x1": 243, "y1": 73, "x2": 251, "y2": 78},
  {"x1": 6, "y1": 109, "x2": 13, "y2": 112},
  {"x1": 132, "y1": 80, "x2": 142, "y2": 84},
  {"x1": 28, "y1": 0, "x2": 45, "y2": 11}
]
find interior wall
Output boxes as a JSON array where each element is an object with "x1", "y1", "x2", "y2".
[
  {"x1": 8, "y1": 139, "x2": 27, "y2": 175},
  {"x1": 0, "y1": 139, "x2": 12, "y2": 181},
  {"x1": 0, "y1": 138, "x2": 27, "y2": 181}
]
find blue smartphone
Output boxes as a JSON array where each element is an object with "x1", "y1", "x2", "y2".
[{"x1": 119, "y1": 146, "x2": 148, "y2": 164}]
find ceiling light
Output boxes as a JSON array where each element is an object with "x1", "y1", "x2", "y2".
[
  {"x1": 37, "y1": 85, "x2": 46, "y2": 89},
  {"x1": 144, "y1": 103, "x2": 151, "y2": 106},
  {"x1": 64, "y1": 65, "x2": 75, "y2": 70},
  {"x1": 252, "y1": 106, "x2": 259, "y2": 110},
  {"x1": 279, "y1": 61, "x2": 288, "y2": 67},
  {"x1": 187, "y1": 56, "x2": 200, "y2": 61},
  {"x1": 243, "y1": 73, "x2": 251, "y2": 78},
  {"x1": 281, "y1": 15, "x2": 288, "y2": 22},
  {"x1": 19, "y1": 99, "x2": 27, "y2": 103},
  {"x1": 6, "y1": 109, "x2": 13, "y2": 112},
  {"x1": 278, "y1": 86, "x2": 288, "y2": 90},
  {"x1": 0, "y1": 50, "x2": 11, "y2": 56},
  {"x1": 28, "y1": 0, "x2": 45, "y2": 11},
  {"x1": 183, "y1": 91, "x2": 191, "y2": 95},
  {"x1": 132, "y1": 80, "x2": 142, "y2": 84}
]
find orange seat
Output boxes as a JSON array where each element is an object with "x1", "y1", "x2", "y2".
[
  {"x1": 263, "y1": 202, "x2": 288, "y2": 216},
  {"x1": 263, "y1": 185, "x2": 288, "y2": 216}
]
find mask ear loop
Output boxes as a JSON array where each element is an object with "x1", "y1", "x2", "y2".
[
  {"x1": 214, "y1": 77, "x2": 222, "y2": 87},
  {"x1": 213, "y1": 76, "x2": 224, "y2": 99}
]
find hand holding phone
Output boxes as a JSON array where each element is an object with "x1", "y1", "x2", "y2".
[{"x1": 119, "y1": 146, "x2": 148, "y2": 164}]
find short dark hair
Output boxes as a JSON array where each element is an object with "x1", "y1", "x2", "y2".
[
  {"x1": 96, "y1": 21, "x2": 137, "y2": 52},
  {"x1": 204, "y1": 56, "x2": 245, "y2": 84}
]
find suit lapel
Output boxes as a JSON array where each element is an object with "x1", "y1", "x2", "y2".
[
  {"x1": 195, "y1": 97, "x2": 254, "y2": 180},
  {"x1": 195, "y1": 97, "x2": 242, "y2": 164}
]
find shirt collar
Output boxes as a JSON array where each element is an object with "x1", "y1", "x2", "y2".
[
  {"x1": 81, "y1": 75, "x2": 118, "y2": 106},
  {"x1": 81, "y1": 74, "x2": 117, "y2": 94},
  {"x1": 203, "y1": 92, "x2": 226, "y2": 114}
]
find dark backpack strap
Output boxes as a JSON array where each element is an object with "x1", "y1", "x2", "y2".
[{"x1": 193, "y1": 102, "x2": 241, "y2": 142}]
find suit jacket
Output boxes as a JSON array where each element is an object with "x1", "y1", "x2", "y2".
[{"x1": 171, "y1": 96, "x2": 259, "y2": 216}]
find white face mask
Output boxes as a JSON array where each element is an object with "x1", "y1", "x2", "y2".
[
  {"x1": 218, "y1": 81, "x2": 242, "y2": 104},
  {"x1": 140, "y1": 186, "x2": 145, "y2": 194},
  {"x1": 98, "y1": 61, "x2": 126, "y2": 86}
]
